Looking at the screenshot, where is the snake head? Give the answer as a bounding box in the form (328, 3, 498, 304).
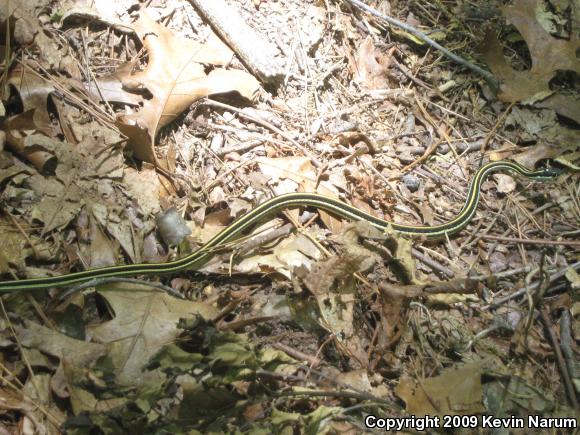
(536, 167, 564, 178)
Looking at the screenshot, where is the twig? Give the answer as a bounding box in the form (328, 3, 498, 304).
(0, 300, 39, 397)
(411, 247, 455, 278)
(237, 213, 313, 256)
(470, 264, 539, 281)
(400, 97, 454, 174)
(539, 307, 578, 408)
(345, 0, 498, 86)
(467, 201, 557, 257)
(275, 389, 383, 402)
(257, 366, 392, 406)
(460, 202, 505, 251)
(559, 311, 577, 404)
(391, 56, 434, 92)
(2, 207, 41, 260)
(219, 316, 274, 331)
(484, 261, 580, 309)
(272, 342, 322, 367)
(58, 276, 185, 301)
(480, 102, 515, 152)
(203, 99, 323, 167)
(188, 0, 284, 86)
(480, 234, 580, 248)
(215, 139, 265, 157)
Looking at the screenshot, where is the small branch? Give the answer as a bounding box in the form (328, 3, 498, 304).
(559, 311, 578, 403)
(345, 0, 498, 86)
(271, 342, 322, 368)
(480, 234, 580, 248)
(58, 277, 185, 301)
(539, 307, 578, 408)
(276, 389, 383, 402)
(219, 316, 274, 331)
(237, 212, 312, 256)
(188, 0, 285, 86)
(215, 139, 264, 157)
(480, 102, 515, 152)
(470, 264, 538, 281)
(256, 367, 391, 405)
(484, 261, 580, 309)
(411, 248, 455, 278)
(204, 99, 323, 167)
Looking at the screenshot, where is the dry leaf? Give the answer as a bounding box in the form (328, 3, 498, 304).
(90, 202, 141, 263)
(122, 166, 162, 217)
(425, 293, 480, 305)
(298, 223, 385, 366)
(88, 285, 218, 385)
(9, 8, 80, 76)
(114, 12, 260, 163)
(2, 111, 57, 173)
(481, 0, 580, 123)
(0, 220, 29, 274)
(235, 233, 322, 278)
(16, 320, 107, 367)
(86, 215, 118, 269)
(354, 36, 394, 89)
(493, 173, 516, 194)
(56, 0, 134, 34)
(8, 66, 56, 134)
(86, 62, 143, 106)
(565, 268, 580, 291)
(395, 361, 486, 416)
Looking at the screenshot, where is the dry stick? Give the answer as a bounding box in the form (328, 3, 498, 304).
(295, 364, 393, 405)
(216, 139, 265, 157)
(219, 316, 274, 331)
(0, 300, 64, 431)
(256, 370, 391, 410)
(0, 364, 62, 429)
(204, 121, 282, 144)
(400, 130, 445, 174)
(236, 214, 313, 256)
(346, 0, 498, 86)
(485, 260, 580, 309)
(2, 207, 41, 260)
(539, 306, 578, 408)
(0, 8, 13, 100)
(467, 202, 556, 253)
(417, 96, 466, 178)
(470, 263, 543, 281)
(391, 56, 434, 92)
(0, 299, 39, 390)
(272, 342, 322, 368)
(480, 102, 516, 153)
(276, 389, 385, 402)
(184, 130, 251, 194)
(59, 277, 185, 302)
(203, 99, 323, 167)
(400, 96, 450, 174)
(460, 202, 506, 252)
(411, 247, 455, 278)
(79, 28, 115, 118)
(480, 234, 580, 248)
(23, 60, 113, 125)
(559, 311, 577, 403)
(188, 0, 284, 87)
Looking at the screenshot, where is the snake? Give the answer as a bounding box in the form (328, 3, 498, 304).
(0, 161, 561, 292)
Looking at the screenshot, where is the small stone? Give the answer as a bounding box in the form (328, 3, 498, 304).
(402, 174, 420, 192)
